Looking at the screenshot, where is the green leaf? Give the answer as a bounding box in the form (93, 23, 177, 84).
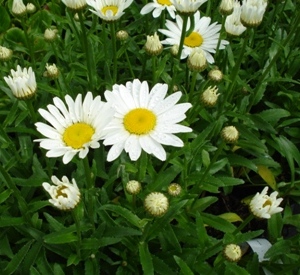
(201, 213, 236, 233)
(173, 255, 194, 275)
(225, 262, 250, 275)
(147, 200, 188, 240)
(3, 240, 34, 275)
(81, 237, 122, 250)
(259, 109, 290, 125)
(139, 242, 154, 275)
(257, 165, 277, 190)
(0, 217, 24, 227)
(268, 213, 283, 241)
(99, 204, 142, 228)
(44, 232, 78, 244)
(190, 196, 218, 212)
(103, 226, 142, 237)
(148, 165, 182, 192)
(0, 6, 11, 33)
(283, 214, 300, 228)
(21, 241, 43, 273)
(0, 189, 13, 204)
(227, 154, 258, 172)
(152, 255, 176, 275)
(250, 114, 276, 134)
(264, 239, 291, 259)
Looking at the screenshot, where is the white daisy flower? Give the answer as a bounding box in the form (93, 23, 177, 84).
(225, 0, 247, 36)
(35, 92, 114, 164)
(159, 11, 229, 63)
(250, 187, 283, 219)
(141, 0, 176, 19)
(43, 175, 80, 210)
(61, 0, 87, 11)
(103, 79, 192, 162)
(171, 0, 207, 15)
(4, 65, 37, 99)
(86, 0, 133, 22)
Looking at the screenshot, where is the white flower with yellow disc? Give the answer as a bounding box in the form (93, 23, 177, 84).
(35, 92, 114, 164)
(141, 0, 176, 19)
(159, 11, 229, 63)
(103, 79, 192, 161)
(86, 0, 133, 22)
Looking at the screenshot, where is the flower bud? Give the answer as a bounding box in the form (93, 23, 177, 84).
(201, 86, 219, 107)
(26, 3, 36, 13)
(144, 192, 169, 216)
(168, 183, 182, 197)
(223, 244, 242, 262)
(44, 28, 58, 42)
(0, 46, 13, 61)
(44, 63, 59, 79)
(187, 48, 207, 72)
(221, 126, 239, 143)
(126, 180, 141, 195)
(12, 0, 27, 17)
(144, 32, 163, 56)
(116, 30, 129, 41)
(170, 45, 179, 56)
(219, 0, 234, 16)
(208, 68, 223, 82)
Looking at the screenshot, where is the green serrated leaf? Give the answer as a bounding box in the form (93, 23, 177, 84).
(174, 255, 194, 275)
(99, 204, 142, 228)
(139, 242, 154, 275)
(3, 240, 34, 275)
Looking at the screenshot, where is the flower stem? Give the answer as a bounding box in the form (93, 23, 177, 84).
(218, 32, 249, 117)
(177, 14, 189, 60)
(125, 48, 135, 78)
(152, 55, 157, 84)
(83, 157, 95, 229)
(192, 141, 226, 192)
(110, 22, 118, 83)
(215, 15, 226, 59)
(20, 18, 36, 69)
(189, 71, 198, 102)
(78, 10, 95, 91)
(72, 209, 82, 259)
(25, 98, 37, 123)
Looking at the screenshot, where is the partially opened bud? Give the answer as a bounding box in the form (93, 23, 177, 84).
(201, 86, 219, 107)
(144, 32, 163, 56)
(187, 48, 207, 72)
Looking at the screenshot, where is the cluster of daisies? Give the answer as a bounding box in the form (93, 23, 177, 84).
(3, 0, 281, 219)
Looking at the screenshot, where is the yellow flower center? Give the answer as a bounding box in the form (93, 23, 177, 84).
(56, 186, 68, 198)
(263, 199, 272, 208)
(157, 0, 172, 5)
(123, 108, 157, 135)
(102, 5, 118, 15)
(63, 123, 95, 149)
(184, 32, 203, 47)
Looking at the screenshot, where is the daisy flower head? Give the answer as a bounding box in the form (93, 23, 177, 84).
(249, 187, 283, 219)
(4, 65, 36, 100)
(86, 0, 133, 22)
(159, 11, 229, 63)
(141, 0, 176, 19)
(103, 79, 192, 162)
(35, 92, 114, 164)
(43, 175, 80, 210)
(171, 0, 208, 15)
(225, 0, 247, 36)
(62, 0, 87, 11)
